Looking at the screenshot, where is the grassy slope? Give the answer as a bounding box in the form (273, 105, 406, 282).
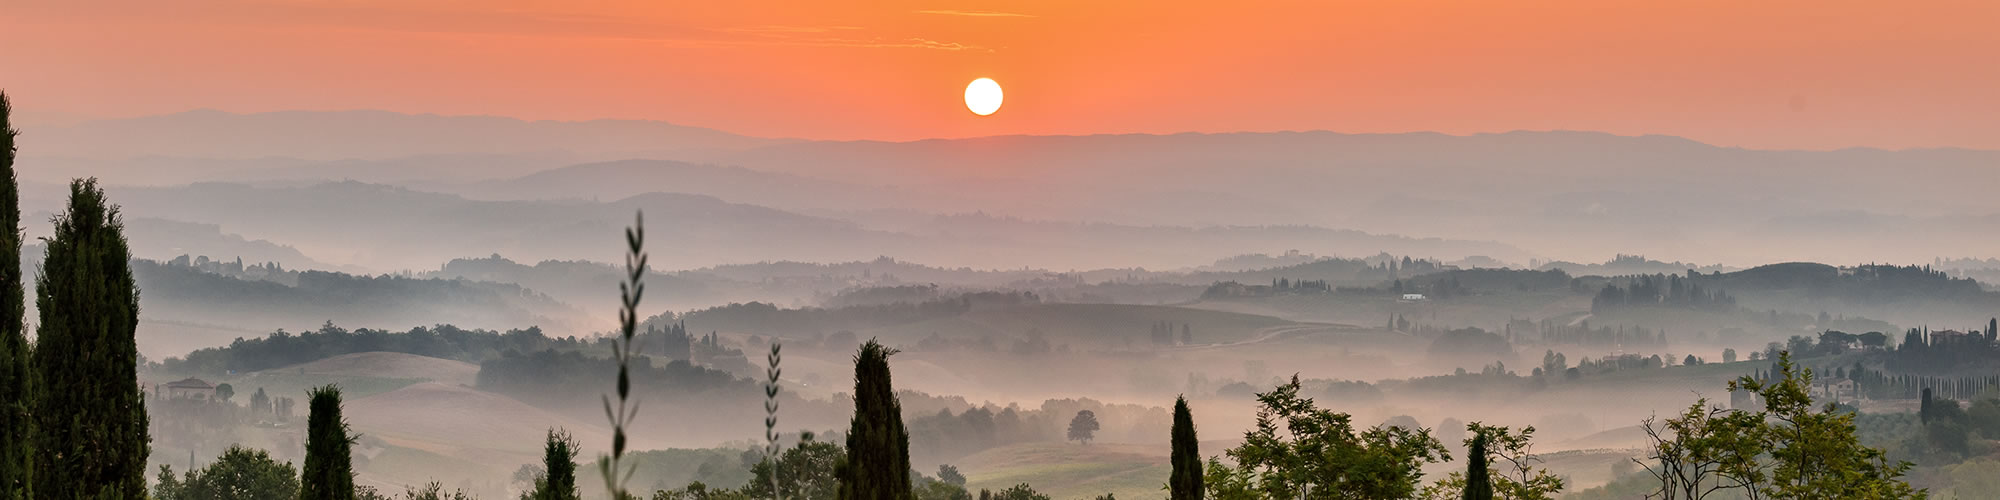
(958, 442, 1169, 500)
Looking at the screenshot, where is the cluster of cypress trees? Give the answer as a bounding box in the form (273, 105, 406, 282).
(0, 91, 155, 499)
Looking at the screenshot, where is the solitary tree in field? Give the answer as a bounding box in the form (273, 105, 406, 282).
(836, 339, 912, 500)
(1068, 410, 1100, 446)
(0, 90, 30, 500)
(1169, 397, 1202, 500)
(32, 178, 146, 498)
(529, 428, 580, 500)
(299, 385, 356, 500)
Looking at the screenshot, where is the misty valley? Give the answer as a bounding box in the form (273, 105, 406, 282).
(0, 107, 1995, 500)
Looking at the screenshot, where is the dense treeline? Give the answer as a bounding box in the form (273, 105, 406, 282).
(1536, 318, 1669, 348)
(159, 322, 582, 375)
(1590, 273, 1736, 314)
(132, 257, 590, 337)
(660, 290, 1039, 337)
(475, 348, 746, 398)
(1705, 263, 1987, 301)
(1886, 321, 2000, 372)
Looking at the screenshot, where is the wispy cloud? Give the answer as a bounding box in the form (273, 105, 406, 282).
(719, 25, 867, 35)
(915, 10, 1035, 18)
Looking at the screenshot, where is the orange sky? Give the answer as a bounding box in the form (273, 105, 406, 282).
(2, 0, 1996, 149)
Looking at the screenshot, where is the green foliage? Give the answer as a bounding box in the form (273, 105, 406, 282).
(914, 479, 971, 500)
(153, 446, 300, 500)
(528, 428, 581, 500)
(937, 465, 965, 488)
(1968, 398, 2000, 439)
(1169, 397, 1202, 500)
(401, 481, 475, 500)
(987, 484, 1049, 500)
(1418, 423, 1562, 500)
(651, 481, 753, 500)
(1210, 375, 1448, 500)
(837, 339, 913, 500)
(1461, 434, 1491, 500)
(1067, 410, 1100, 445)
(162, 322, 575, 376)
(0, 90, 27, 500)
(300, 385, 357, 500)
(476, 348, 744, 405)
(31, 178, 147, 498)
(743, 433, 842, 500)
(1736, 353, 1925, 499)
(1636, 352, 1924, 499)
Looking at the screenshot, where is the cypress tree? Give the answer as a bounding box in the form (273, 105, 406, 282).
(1920, 388, 1933, 425)
(1168, 396, 1202, 500)
(1462, 433, 1493, 500)
(836, 339, 912, 500)
(299, 385, 355, 500)
(0, 91, 28, 500)
(30, 178, 145, 498)
(531, 428, 580, 500)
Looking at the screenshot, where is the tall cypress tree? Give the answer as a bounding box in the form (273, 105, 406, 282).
(31, 178, 145, 498)
(836, 339, 912, 500)
(1462, 433, 1493, 500)
(299, 385, 355, 500)
(1919, 388, 1933, 425)
(531, 428, 580, 500)
(1168, 396, 1202, 500)
(0, 91, 29, 500)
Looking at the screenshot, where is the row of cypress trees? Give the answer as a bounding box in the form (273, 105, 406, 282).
(0, 91, 153, 499)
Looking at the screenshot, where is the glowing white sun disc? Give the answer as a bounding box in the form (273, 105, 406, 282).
(964, 78, 1003, 116)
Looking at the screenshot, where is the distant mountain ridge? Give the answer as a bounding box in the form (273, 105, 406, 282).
(22, 109, 787, 162)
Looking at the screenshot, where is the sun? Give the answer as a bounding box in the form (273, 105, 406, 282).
(964, 78, 1003, 116)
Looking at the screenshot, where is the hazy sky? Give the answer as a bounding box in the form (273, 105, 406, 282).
(3, 0, 1996, 150)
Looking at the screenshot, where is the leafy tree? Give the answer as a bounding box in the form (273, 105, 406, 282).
(914, 480, 970, 500)
(250, 387, 271, 414)
(1732, 353, 1923, 498)
(1421, 423, 1562, 500)
(0, 90, 28, 500)
(987, 484, 1049, 500)
(216, 383, 236, 403)
(743, 432, 841, 500)
(1170, 396, 1202, 500)
(1067, 410, 1101, 446)
(836, 339, 912, 500)
(31, 178, 146, 498)
(652, 481, 752, 500)
(154, 446, 300, 500)
(299, 385, 356, 500)
(1211, 376, 1448, 499)
(402, 481, 475, 500)
(1639, 352, 1922, 499)
(936, 465, 965, 488)
(528, 428, 581, 500)
(1723, 348, 1737, 363)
